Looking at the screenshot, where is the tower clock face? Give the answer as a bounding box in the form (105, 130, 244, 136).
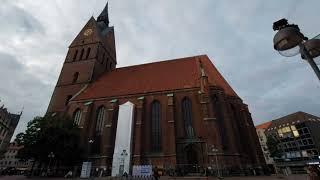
(84, 28, 93, 36)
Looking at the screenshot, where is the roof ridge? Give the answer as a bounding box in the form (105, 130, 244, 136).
(114, 54, 206, 71)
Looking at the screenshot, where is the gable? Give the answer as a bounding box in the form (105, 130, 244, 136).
(69, 17, 103, 47)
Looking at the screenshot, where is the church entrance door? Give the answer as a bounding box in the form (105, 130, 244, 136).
(185, 145, 199, 173)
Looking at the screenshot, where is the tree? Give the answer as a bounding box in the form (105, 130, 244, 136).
(15, 114, 85, 168)
(266, 135, 281, 158)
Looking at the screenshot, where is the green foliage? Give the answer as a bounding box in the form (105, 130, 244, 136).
(15, 115, 84, 165)
(266, 135, 281, 158)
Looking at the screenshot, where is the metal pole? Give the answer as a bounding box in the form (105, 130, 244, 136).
(215, 153, 220, 178)
(299, 44, 320, 81)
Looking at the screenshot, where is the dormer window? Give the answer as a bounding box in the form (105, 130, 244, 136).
(86, 48, 91, 59)
(73, 72, 79, 83)
(79, 49, 84, 60)
(73, 50, 78, 61)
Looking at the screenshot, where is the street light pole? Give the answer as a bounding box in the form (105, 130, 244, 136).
(273, 18, 320, 81)
(299, 44, 320, 81)
(47, 152, 55, 175)
(88, 139, 94, 162)
(211, 145, 222, 179)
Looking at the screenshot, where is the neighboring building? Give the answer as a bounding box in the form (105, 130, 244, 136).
(256, 122, 274, 172)
(258, 111, 320, 174)
(0, 142, 31, 170)
(47, 3, 266, 176)
(0, 106, 21, 157)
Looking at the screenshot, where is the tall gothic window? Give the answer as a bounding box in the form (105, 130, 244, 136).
(212, 95, 228, 150)
(85, 48, 91, 59)
(182, 97, 194, 138)
(151, 100, 161, 152)
(79, 49, 84, 60)
(73, 50, 78, 61)
(73, 109, 82, 125)
(95, 106, 105, 134)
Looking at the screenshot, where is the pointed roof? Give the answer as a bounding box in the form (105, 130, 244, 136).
(73, 55, 238, 101)
(97, 2, 109, 26)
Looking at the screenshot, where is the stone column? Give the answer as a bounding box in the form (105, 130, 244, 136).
(166, 93, 176, 167)
(101, 99, 118, 167)
(133, 97, 144, 165)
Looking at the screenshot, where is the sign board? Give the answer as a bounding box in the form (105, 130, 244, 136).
(132, 165, 152, 176)
(80, 161, 92, 178)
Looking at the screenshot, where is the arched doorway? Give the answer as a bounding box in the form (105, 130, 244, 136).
(185, 144, 199, 173)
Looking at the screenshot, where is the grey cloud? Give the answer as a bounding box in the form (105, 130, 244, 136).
(0, 51, 52, 139)
(0, 0, 320, 140)
(0, 1, 45, 36)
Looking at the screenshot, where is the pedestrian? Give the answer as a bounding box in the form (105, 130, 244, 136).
(307, 165, 318, 180)
(153, 166, 160, 180)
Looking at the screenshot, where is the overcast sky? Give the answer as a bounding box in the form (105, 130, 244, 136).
(1, 0, 320, 139)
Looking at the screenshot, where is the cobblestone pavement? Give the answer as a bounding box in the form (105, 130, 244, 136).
(0, 175, 310, 180)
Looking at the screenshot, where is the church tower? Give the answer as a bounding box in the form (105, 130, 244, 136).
(47, 3, 116, 113)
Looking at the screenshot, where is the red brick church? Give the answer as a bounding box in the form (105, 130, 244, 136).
(47, 3, 265, 176)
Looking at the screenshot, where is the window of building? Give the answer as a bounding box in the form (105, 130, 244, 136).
(73, 109, 82, 125)
(72, 72, 79, 83)
(151, 100, 161, 152)
(303, 128, 309, 134)
(73, 50, 78, 61)
(307, 139, 314, 145)
(182, 97, 194, 138)
(95, 106, 105, 134)
(85, 48, 91, 59)
(79, 49, 84, 60)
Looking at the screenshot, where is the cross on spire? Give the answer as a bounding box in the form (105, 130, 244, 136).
(97, 2, 109, 26)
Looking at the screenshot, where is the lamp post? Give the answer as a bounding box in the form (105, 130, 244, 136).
(273, 18, 320, 81)
(47, 152, 55, 175)
(211, 145, 222, 179)
(88, 139, 94, 161)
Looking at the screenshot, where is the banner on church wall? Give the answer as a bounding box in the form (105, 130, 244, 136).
(111, 101, 135, 177)
(132, 165, 152, 176)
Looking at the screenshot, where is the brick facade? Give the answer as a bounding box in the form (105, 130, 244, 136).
(47, 3, 266, 175)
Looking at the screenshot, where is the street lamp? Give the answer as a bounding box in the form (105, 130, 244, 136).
(273, 18, 320, 80)
(88, 139, 94, 161)
(210, 145, 222, 179)
(47, 152, 55, 175)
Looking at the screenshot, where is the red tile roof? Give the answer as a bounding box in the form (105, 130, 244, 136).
(255, 121, 272, 129)
(74, 55, 238, 100)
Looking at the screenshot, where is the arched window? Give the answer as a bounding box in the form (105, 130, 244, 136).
(212, 95, 228, 150)
(151, 100, 161, 152)
(73, 50, 78, 61)
(79, 49, 84, 60)
(95, 106, 105, 134)
(73, 109, 82, 125)
(72, 72, 79, 83)
(85, 48, 91, 59)
(182, 97, 194, 138)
